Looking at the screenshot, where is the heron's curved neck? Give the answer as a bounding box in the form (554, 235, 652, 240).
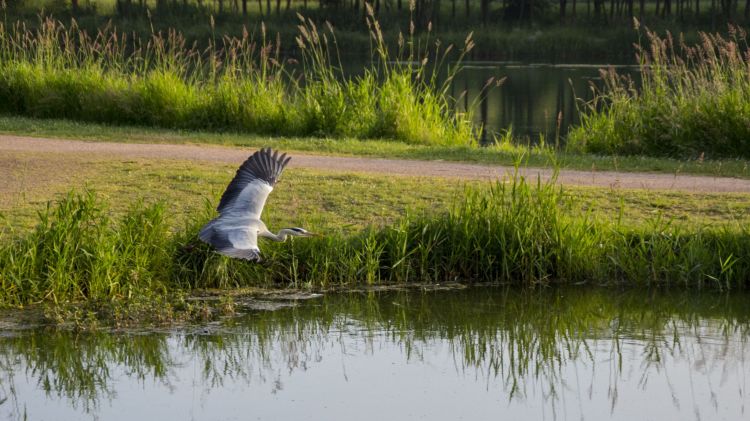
(263, 228, 296, 242)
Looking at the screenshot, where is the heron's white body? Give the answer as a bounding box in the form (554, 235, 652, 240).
(198, 148, 313, 261)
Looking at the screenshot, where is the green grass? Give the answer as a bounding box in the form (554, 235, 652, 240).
(3, 151, 749, 232)
(2, 115, 750, 179)
(568, 26, 750, 160)
(2, 157, 749, 306)
(0, 13, 475, 146)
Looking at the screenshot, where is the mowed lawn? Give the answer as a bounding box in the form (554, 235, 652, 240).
(2, 149, 750, 236)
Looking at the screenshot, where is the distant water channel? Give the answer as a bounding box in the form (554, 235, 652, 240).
(343, 59, 639, 141)
(1, 287, 748, 420)
(450, 62, 639, 141)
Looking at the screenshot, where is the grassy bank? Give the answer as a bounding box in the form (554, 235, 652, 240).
(4, 151, 749, 232)
(0, 13, 475, 146)
(568, 26, 750, 160)
(1, 165, 748, 307)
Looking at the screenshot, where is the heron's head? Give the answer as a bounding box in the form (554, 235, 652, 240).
(286, 227, 321, 238)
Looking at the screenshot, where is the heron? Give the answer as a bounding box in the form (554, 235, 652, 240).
(198, 148, 318, 261)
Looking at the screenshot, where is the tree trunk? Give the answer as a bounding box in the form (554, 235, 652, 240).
(71, 0, 79, 12)
(466, 0, 470, 18)
(242, 0, 248, 15)
(711, 0, 716, 29)
(529, 0, 534, 21)
(434, 0, 441, 28)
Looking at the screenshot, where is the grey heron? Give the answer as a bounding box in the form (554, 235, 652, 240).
(198, 148, 318, 261)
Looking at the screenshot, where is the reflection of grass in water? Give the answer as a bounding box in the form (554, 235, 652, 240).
(1, 167, 750, 305)
(0, 331, 174, 415)
(0, 287, 748, 416)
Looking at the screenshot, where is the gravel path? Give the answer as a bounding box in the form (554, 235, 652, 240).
(3, 134, 750, 193)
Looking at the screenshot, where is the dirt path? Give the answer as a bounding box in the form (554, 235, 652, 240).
(3, 134, 750, 193)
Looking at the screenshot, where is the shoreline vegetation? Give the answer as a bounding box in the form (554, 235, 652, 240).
(569, 23, 750, 160)
(0, 11, 748, 160)
(0, 11, 478, 146)
(1, 170, 748, 326)
(2, 3, 750, 327)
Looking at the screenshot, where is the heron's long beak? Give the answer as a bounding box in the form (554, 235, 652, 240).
(305, 232, 323, 238)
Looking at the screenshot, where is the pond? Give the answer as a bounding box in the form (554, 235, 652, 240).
(0, 286, 747, 420)
(451, 62, 639, 141)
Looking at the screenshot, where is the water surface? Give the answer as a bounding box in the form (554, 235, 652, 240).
(0, 287, 747, 420)
(453, 63, 638, 140)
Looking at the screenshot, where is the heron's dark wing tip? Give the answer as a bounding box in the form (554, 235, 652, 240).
(216, 148, 292, 213)
(243, 147, 292, 186)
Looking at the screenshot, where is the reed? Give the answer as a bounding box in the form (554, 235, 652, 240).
(568, 23, 750, 159)
(0, 191, 174, 305)
(0, 11, 475, 146)
(1, 169, 748, 306)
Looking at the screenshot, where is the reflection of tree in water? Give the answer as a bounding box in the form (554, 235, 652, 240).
(0, 287, 748, 419)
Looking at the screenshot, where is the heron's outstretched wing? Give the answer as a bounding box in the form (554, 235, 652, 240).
(217, 148, 292, 218)
(199, 222, 261, 261)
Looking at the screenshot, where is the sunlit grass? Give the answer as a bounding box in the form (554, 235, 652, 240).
(0, 12, 475, 146)
(568, 24, 750, 159)
(1, 160, 748, 305)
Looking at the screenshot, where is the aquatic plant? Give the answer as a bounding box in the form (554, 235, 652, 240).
(0, 11, 475, 146)
(568, 23, 750, 159)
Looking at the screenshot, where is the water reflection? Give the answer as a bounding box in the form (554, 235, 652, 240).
(451, 63, 639, 141)
(0, 287, 747, 420)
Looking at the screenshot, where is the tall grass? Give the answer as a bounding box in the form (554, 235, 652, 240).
(0, 191, 173, 305)
(0, 10, 475, 146)
(1, 170, 749, 306)
(567, 22, 750, 159)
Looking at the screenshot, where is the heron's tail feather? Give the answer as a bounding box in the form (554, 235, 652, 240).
(198, 219, 217, 244)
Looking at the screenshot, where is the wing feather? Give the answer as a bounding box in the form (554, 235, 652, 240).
(198, 220, 261, 261)
(217, 148, 292, 216)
